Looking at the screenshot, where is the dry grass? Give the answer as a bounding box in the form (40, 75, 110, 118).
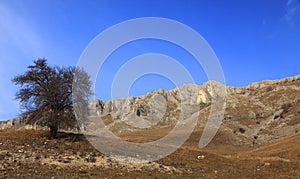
(0, 127, 299, 178)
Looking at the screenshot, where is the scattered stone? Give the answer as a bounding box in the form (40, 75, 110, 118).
(197, 155, 205, 159)
(85, 155, 96, 163)
(63, 158, 72, 163)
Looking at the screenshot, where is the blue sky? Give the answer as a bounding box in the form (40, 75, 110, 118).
(0, 0, 300, 120)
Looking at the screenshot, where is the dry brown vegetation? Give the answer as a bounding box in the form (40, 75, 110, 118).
(0, 127, 299, 178)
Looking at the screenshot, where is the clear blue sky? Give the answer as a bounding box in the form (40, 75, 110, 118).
(1, 0, 300, 120)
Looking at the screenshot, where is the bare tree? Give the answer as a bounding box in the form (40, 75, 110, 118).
(12, 58, 92, 138)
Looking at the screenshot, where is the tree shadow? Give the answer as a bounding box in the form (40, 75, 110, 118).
(54, 131, 98, 142)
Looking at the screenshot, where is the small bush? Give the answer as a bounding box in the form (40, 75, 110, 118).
(265, 86, 273, 92)
(239, 128, 246, 134)
(281, 103, 292, 113)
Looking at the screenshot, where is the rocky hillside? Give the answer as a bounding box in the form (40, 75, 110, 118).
(2, 74, 300, 146)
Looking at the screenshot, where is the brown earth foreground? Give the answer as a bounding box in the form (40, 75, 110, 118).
(0, 127, 299, 178)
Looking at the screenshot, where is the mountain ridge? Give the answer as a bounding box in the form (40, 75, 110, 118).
(1, 74, 300, 147)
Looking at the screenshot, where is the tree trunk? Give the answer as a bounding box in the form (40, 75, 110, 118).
(49, 126, 58, 139)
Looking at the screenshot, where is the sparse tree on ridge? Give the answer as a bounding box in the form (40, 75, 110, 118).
(12, 58, 92, 138)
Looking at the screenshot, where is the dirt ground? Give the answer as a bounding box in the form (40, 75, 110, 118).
(0, 127, 299, 178)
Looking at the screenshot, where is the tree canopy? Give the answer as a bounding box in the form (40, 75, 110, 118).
(12, 58, 92, 138)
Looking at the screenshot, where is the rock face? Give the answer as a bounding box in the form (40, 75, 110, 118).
(0, 115, 49, 131)
(0, 116, 27, 130)
(1, 74, 300, 146)
(86, 81, 226, 133)
(87, 75, 300, 146)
